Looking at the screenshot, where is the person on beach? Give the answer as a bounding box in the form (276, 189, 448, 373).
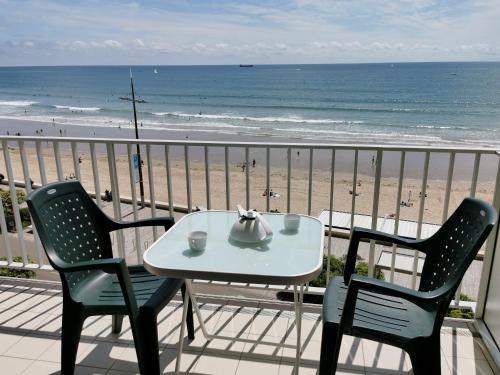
(252, 159, 256, 167)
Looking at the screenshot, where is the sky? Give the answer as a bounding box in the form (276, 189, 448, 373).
(0, 0, 499, 66)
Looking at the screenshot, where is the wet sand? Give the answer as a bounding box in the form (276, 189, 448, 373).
(0, 117, 496, 225)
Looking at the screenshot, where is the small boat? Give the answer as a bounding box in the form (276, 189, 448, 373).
(239, 64, 254, 68)
(119, 96, 147, 103)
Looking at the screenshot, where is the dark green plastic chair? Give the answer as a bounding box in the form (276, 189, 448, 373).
(27, 181, 194, 375)
(319, 197, 496, 375)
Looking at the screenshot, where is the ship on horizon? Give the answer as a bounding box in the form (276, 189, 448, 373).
(239, 64, 254, 67)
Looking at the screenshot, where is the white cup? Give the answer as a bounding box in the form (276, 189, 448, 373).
(188, 231, 207, 251)
(284, 214, 301, 231)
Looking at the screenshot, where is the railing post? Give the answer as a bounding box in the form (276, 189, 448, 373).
(165, 145, 174, 216)
(369, 150, 383, 277)
(184, 145, 192, 213)
(266, 147, 270, 212)
(326, 149, 336, 283)
(350, 150, 359, 230)
(106, 143, 125, 258)
(53, 141, 63, 181)
(287, 147, 291, 213)
(413, 151, 430, 289)
(476, 153, 500, 318)
(307, 148, 313, 216)
(19, 140, 44, 266)
(204, 146, 211, 210)
(35, 141, 48, 185)
(127, 144, 142, 263)
(71, 142, 81, 181)
(2, 140, 28, 265)
(225, 146, 231, 210)
(146, 144, 158, 240)
(0, 190, 13, 263)
(442, 152, 455, 223)
(390, 151, 406, 282)
(245, 146, 250, 209)
(89, 142, 102, 207)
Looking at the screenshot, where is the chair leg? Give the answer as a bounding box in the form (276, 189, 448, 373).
(133, 308, 161, 375)
(181, 283, 195, 340)
(319, 322, 342, 375)
(61, 301, 85, 375)
(408, 337, 441, 375)
(112, 315, 124, 334)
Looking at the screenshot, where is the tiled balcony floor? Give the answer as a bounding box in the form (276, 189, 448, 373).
(0, 277, 497, 375)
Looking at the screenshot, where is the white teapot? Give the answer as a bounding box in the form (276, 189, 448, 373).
(229, 205, 273, 243)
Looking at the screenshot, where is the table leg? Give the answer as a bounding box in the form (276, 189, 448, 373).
(175, 279, 192, 375)
(184, 279, 212, 340)
(293, 284, 304, 375)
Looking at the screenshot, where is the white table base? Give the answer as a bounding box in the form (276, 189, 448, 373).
(175, 280, 305, 375)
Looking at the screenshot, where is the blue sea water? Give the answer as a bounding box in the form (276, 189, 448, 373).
(0, 62, 499, 146)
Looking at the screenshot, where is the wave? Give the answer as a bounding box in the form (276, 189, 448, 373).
(54, 105, 101, 111)
(151, 111, 364, 125)
(274, 126, 443, 142)
(0, 100, 38, 107)
(413, 124, 497, 132)
(1, 113, 498, 148)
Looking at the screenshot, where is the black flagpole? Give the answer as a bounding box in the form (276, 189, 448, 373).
(129, 69, 145, 208)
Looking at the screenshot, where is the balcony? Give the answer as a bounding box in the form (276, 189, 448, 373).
(0, 277, 497, 374)
(1, 135, 500, 374)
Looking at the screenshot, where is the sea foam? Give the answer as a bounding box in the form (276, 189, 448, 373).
(151, 111, 363, 125)
(54, 105, 101, 111)
(0, 100, 38, 106)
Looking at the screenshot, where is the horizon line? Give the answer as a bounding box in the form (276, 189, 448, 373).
(1, 60, 500, 68)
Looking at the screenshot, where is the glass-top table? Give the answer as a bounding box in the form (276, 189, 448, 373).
(143, 210, 323, 284)
(143, 210, 324, 375)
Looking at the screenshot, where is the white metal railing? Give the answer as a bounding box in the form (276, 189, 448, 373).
(1, 136, 499, 309)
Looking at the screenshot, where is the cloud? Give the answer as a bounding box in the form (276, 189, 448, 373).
(311, 40, 498, 56)
(132, 38, 144, 48)
(103, 40, 122, 48)
(0, 0, 498, 65)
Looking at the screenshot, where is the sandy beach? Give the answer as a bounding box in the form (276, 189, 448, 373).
(0, 112, 496, 300)
(0, 118, 496, 226)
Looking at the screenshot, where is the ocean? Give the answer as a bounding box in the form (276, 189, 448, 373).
(0, 62, 499, 147)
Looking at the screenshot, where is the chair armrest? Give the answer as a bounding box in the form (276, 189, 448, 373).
(349, 274, 440, 302)
(339, 274, 441, 331)
(57, 258, 125, 273)
(59, 257, 140, 315)
(344, 227, 424, 284)
(110, 216, 175, 231)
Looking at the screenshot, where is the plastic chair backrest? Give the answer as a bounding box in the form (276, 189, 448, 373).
(419, 197, 496, 294)
(28, 181, 114, 291)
